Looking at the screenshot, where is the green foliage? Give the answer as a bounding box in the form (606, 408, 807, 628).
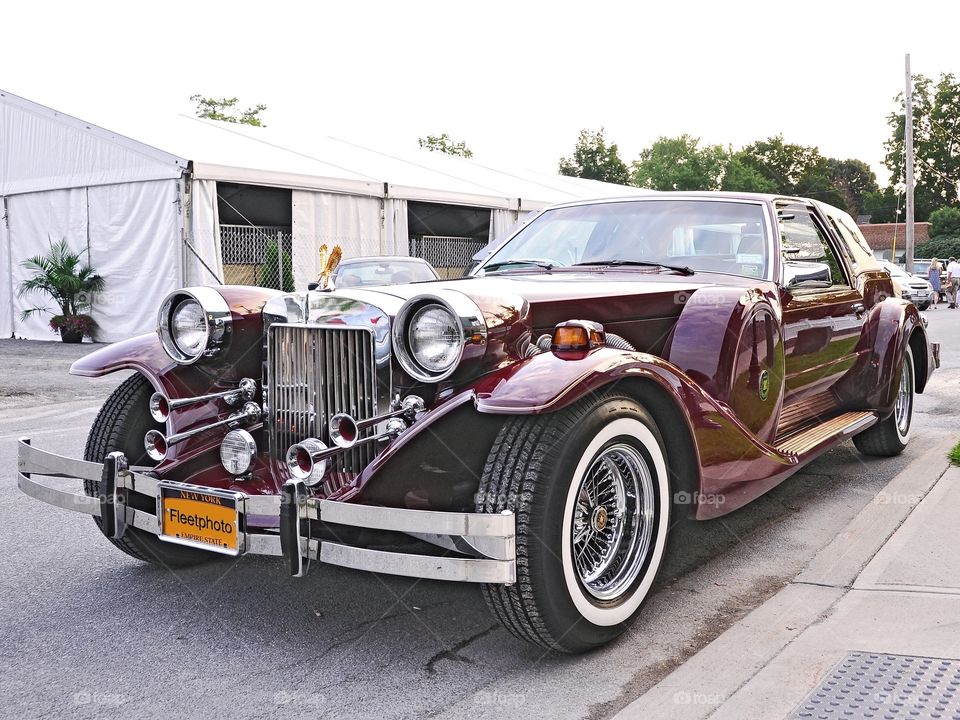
(950, 441, 960, 466)
(631, 135, 728, 190)
(261, 240, 295, 292)
(418, 133, 473, 158)
(883, 73, 960, 220)
(929, 206, 960, 238)
(558, 127, 630, 185)
(735, 135, 844, 207)
(17, 238, 105, 322)
(721, 152, 778, 193)
(862, 188, 901, 223)
(190, 94, 267, 126)
(827, 158, 879, 216)
(914, 236, 960, 259)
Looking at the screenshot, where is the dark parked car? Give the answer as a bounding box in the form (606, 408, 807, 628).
(17, 193, 938, 653)
(309, 255, 439, 290)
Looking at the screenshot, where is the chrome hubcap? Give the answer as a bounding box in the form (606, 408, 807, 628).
(571, 443, 655, 601)
(895, 354, 913, 435)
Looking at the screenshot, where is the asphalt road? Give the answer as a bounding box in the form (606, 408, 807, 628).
(1, 307, 958, 720)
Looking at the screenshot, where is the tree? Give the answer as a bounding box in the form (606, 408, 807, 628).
(827, 158, 879, 216)
(929, 206, 960, 238)
(883, 72, 960, 220)
(721, 152, 778, 193)
(862, 187, 901, 224)
(631, 135, 728, 190)
(735, 135, 844, 207)
(558, 127, 630, 185)
(260, 240, 294, 292)
(418, 133, 473, 158)
(190, 95, 267, 126)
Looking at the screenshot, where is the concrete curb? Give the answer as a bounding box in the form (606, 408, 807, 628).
(614, 437, 956, 720)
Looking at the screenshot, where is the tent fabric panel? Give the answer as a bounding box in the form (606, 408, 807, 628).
(85, 180, 182, 342)
(489, 208, 521, 245)
(0, 90, 186, 196)
(383, 199, 409, 256)
(190, 162, 384, 199)
(187, 179, 224, 285)
(291, 190, 383, 289)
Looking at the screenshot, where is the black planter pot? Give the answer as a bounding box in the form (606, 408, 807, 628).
(59, 327, 84, 344)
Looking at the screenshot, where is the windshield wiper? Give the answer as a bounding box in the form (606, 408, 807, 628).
(481, 258, 557, 273)
(573, 259, 695, 275)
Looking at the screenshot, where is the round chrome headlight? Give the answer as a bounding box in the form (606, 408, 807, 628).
(392, 291, 486, 382)
(157, 287, 232, 364)
(408, 304, 462, 373)
(220, 429, 257, 476)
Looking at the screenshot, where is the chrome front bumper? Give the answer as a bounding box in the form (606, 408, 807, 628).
(16, 438, 515, 584)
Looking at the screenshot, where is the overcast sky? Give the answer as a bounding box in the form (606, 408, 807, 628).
(3, 0, 957, 187)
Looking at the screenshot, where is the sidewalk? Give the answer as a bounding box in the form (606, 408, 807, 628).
(615, 437, 960, 720)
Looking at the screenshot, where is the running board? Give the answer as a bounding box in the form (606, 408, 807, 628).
(775, 411, 876, 456)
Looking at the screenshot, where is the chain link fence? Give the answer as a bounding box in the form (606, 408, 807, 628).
(215, 227, 486, 290)
(220, 225, 294, 290)
(409, 235, 485, 279)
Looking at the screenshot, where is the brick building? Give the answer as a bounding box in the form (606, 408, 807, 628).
(856, 222, 931, 260)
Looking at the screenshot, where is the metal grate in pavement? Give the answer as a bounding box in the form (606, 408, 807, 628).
(787, 651, 960, 719)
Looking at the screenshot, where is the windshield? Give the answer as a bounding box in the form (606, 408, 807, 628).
(882, 262, 909, 278)
(478, 199, 770, 278)
(335, 260, 436, 287)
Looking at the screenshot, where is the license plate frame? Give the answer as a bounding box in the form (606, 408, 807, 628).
(157, 481, 244, 556)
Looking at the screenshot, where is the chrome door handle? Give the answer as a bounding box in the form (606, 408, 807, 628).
(852, 302, 865, 317)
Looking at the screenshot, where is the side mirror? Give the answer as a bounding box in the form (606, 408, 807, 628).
(784, 261, 832, 288)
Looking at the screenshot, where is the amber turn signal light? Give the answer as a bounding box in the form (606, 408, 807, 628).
(551, 320, 606, 352)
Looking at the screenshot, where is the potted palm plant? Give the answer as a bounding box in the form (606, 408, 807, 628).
(18, 239, 105, 343)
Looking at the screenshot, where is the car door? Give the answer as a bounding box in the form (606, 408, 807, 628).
(778, 202, 865, 408)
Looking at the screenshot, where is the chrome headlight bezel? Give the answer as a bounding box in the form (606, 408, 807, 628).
(392, 291, 486, 383)
(157, 287, 232, 364)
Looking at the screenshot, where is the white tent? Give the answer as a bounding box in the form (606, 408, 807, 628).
(1, 89, 641, 341)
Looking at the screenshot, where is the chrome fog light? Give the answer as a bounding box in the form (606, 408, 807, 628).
(220, 429, 257, 475)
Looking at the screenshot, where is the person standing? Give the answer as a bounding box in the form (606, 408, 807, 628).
(928, 258, 942, 308)
(947, 257, 960, 309)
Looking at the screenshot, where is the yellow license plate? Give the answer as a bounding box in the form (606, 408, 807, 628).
(159, 483, 241, 555)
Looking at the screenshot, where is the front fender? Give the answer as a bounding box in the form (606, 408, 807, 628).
(470, 348, 802, 518)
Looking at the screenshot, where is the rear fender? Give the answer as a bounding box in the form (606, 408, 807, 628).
(833, 298, 927, 414)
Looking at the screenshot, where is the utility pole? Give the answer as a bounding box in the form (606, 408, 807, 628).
(904, 53, 915, 273)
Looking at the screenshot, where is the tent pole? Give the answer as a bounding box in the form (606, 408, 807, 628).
(2, 196, 13, 337)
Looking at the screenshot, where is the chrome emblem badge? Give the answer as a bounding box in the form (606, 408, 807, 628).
(759, 370, 770, 401)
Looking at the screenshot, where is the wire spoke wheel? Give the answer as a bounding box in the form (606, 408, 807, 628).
(895, 350, 914, 436)
(570, 443, 654, 601)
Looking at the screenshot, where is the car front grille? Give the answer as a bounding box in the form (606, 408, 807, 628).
(267, 324, 379, 481)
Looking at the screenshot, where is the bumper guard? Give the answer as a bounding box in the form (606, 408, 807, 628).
(16, 438, 515, 584)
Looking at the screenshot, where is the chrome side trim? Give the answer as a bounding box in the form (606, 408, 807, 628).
(320, 543, 516, 584)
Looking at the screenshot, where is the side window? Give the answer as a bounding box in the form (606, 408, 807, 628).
(779, 206, 849, 290)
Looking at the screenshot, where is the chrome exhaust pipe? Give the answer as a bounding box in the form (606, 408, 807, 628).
(149, 378, 257, 422)
(328, 395, 425, 449)
(144, 401, 262, 461)
(287, 417, 409, 484)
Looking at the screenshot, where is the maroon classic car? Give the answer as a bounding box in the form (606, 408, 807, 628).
(17, 193, 938, 653)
